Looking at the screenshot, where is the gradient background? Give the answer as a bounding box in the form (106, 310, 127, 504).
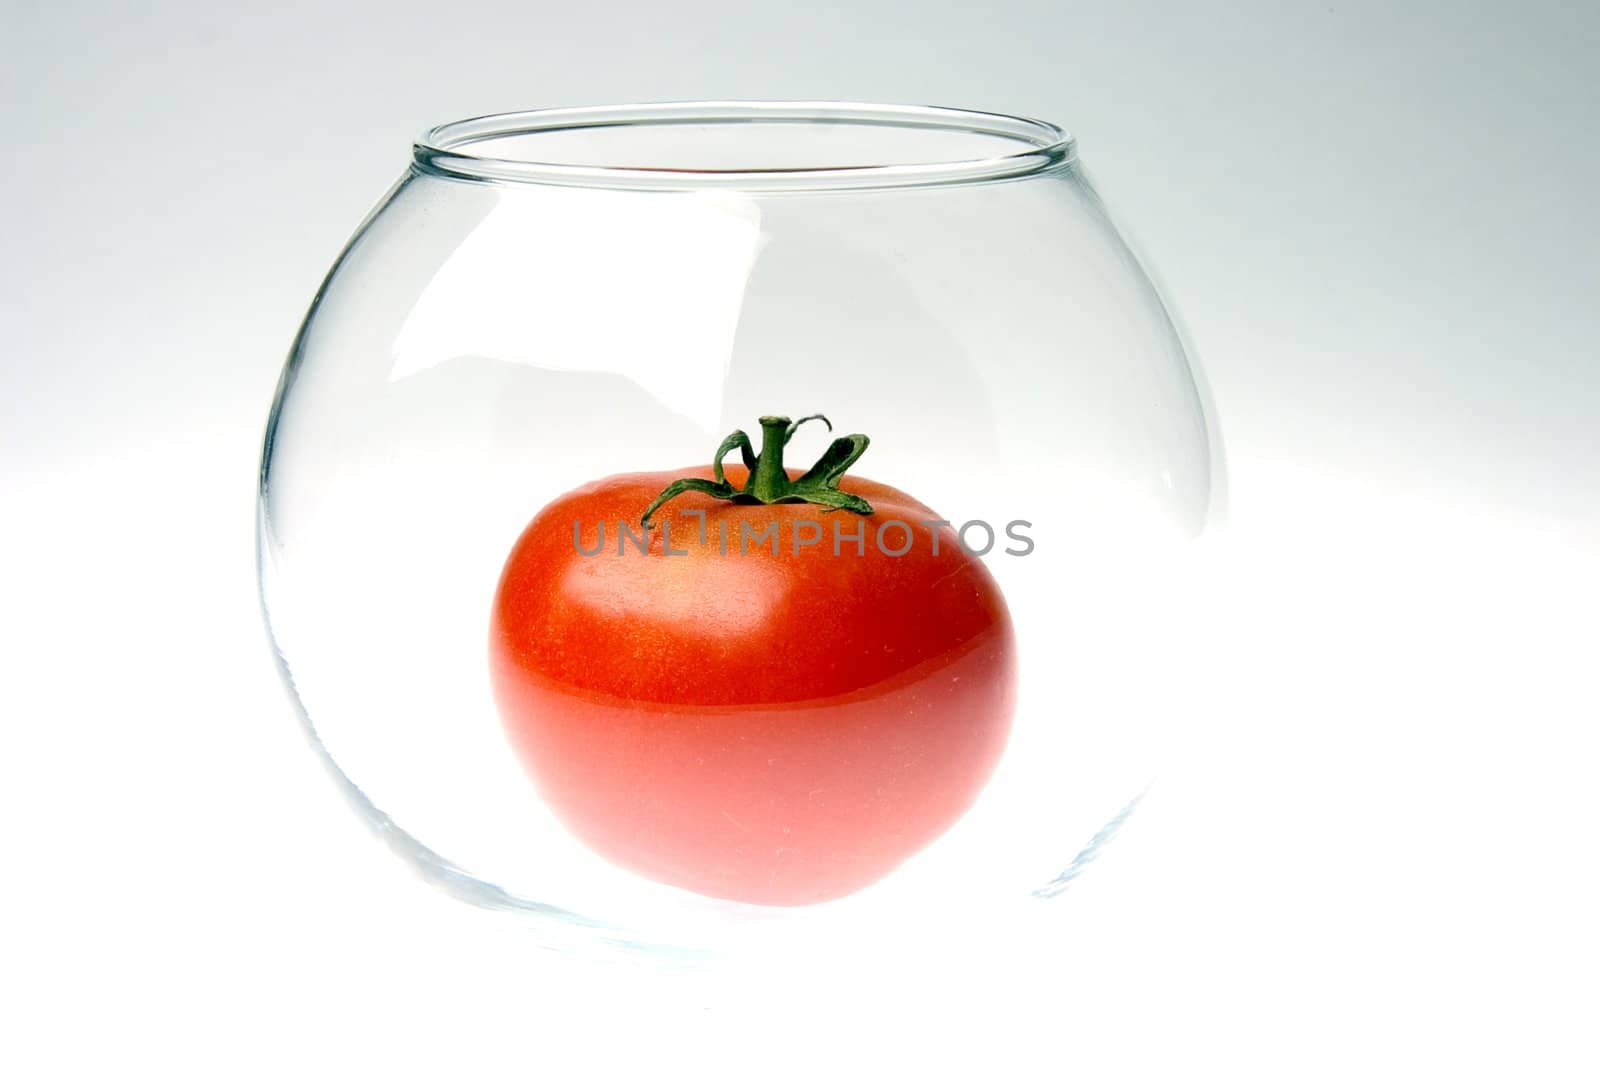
(5, 2, 1596, 1063)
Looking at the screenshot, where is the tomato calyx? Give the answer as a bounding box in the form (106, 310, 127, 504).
(641, 414, 875, 528)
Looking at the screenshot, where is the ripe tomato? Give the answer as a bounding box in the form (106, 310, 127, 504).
(490, 416, 1015, 905)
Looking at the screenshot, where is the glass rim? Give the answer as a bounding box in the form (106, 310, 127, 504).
(413, 101, 1076, 192)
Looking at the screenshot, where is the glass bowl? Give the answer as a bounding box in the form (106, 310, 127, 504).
(258, 101, 1223, 960)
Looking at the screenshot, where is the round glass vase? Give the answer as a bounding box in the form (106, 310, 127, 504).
(258, 102, 1223, 960)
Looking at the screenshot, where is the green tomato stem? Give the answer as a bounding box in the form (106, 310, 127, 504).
(641, 414, 875, 528)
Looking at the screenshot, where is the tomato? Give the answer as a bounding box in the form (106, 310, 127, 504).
(490, 416, 1015, 905)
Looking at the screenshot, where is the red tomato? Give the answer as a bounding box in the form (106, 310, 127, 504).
(489, 417, 1015, 905)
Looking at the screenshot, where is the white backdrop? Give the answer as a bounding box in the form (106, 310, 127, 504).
(4, 1, 1597, 1062)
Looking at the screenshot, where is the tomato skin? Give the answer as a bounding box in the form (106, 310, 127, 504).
(490, 465, 1016, 906)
